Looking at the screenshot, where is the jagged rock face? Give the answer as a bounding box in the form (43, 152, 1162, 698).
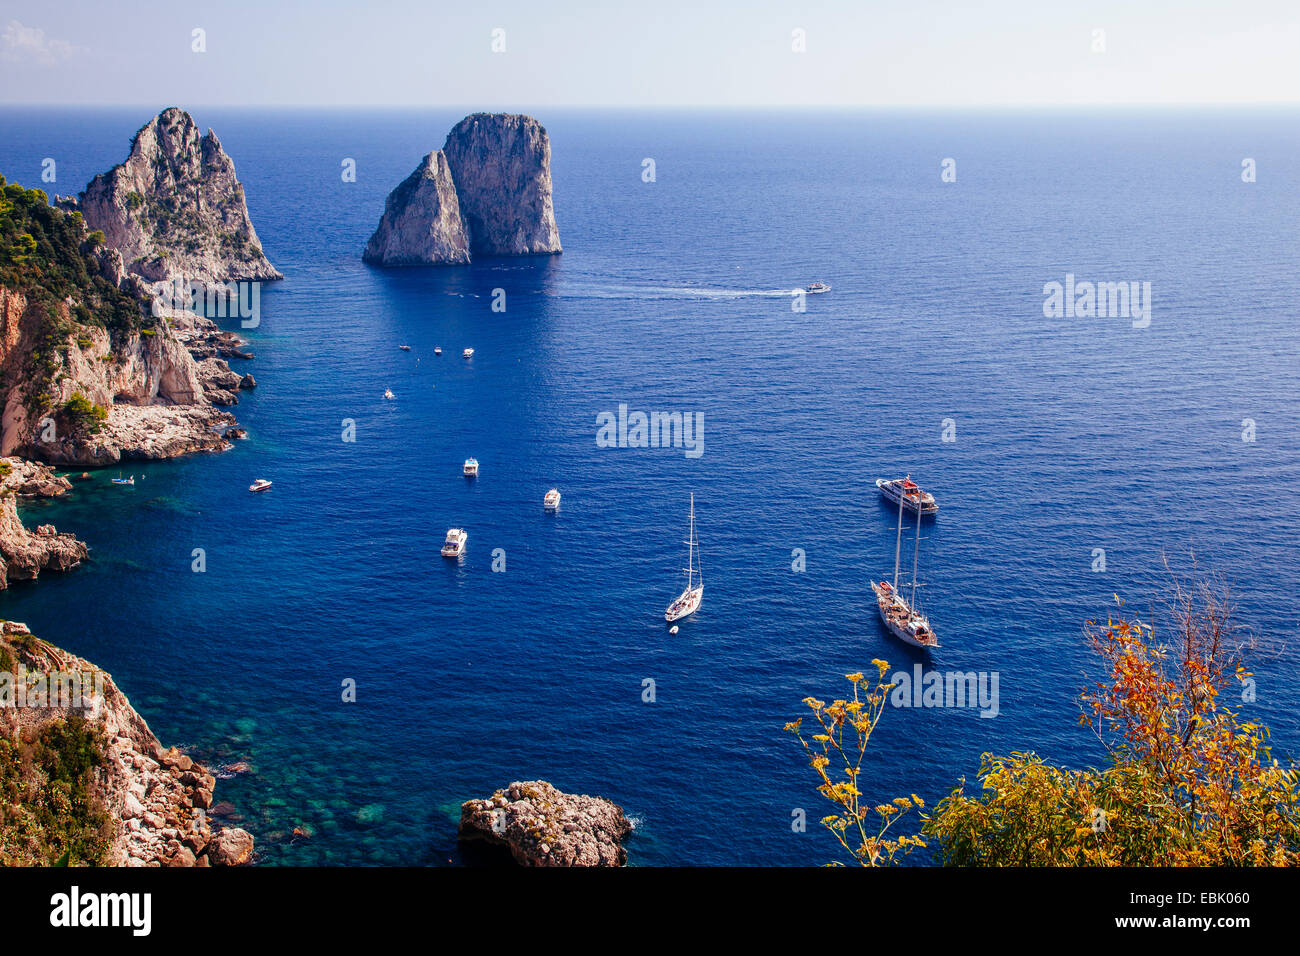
(443, 114, 562, 256)
(0, 458, 88, 589)
(81, 107, 282, 286)
(363, 150, 470, 266)
(458, 780, 631, 866)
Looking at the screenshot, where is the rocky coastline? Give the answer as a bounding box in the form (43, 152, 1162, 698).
(0, 621, 254, 866)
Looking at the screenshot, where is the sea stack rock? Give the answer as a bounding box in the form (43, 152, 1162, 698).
(458, 780, 632, 866)
(80, 107, 282, 286)
(362, 151, 470, 266)
(443, 113, 561, 256)
(364, 113, 560, 266)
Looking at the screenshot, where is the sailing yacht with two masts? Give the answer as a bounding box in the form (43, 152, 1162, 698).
(871, 475, 938, 648)
(666, 494, 703, 623)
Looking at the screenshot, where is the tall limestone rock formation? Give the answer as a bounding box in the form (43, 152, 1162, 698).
(364, 113, 561, 266)
(80, 107, 282, 286)
(362, 150, 470, 266)
(443, 113, 562, 256)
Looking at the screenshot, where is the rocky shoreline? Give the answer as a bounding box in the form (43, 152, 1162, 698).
(458, 780, 632, 866)
(0, 621, 254, 866)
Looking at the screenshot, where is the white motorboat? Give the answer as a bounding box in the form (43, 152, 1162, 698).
(876, 475, 938, 516)
(463, 458, 479, 477)
(249, 479, 272, 493)
(805, 281, 831, 294)
(462, 348, 474, 358)
(434, 347, 442, 355)
(544, 488, 561, 510)
(111, 474, 135, 486)
(441, 528, 468, 557)
(383, 389, 395, 400)
(665, 494, 703, 623)
(871, 481, 938, 648)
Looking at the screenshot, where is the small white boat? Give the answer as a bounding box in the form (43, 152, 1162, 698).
(876, 475, 938, 515)
(111, 474, 134, 486)
(434, 347, 442, 355)
(383, 389, 395, 400)
(805, 281, 831, 294)
(665, 494, 703, 623)
(249, 479, 272, 493)
(462, 348, 474, 358)
(669, 625, 679, 635)
(399, 345, 411, 351)
(544, 488, 561, 510)
(441, 528, 467, 557)
(463, 458, 479, 477)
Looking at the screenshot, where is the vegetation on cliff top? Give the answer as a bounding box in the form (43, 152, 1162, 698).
(0, 174, 148, 337)
(790, 575, 1300, 866)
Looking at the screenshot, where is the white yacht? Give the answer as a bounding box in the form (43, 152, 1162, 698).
(544, 488, 561, 510)
(805, 281, 831, 294)
(665, 494, 703, 623)
(462, 348, 474, 358)
(463, 458, 479, 477)
(434, 346, 442, 355)
(876, 475, 938, 516)
(383, 388, 395, 400)
(871, 484, 938, 648)
(441, 528, 468, 557)
(249, 479, 272, 493)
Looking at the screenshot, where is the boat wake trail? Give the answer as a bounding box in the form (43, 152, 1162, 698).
(550, 283, 797, 301)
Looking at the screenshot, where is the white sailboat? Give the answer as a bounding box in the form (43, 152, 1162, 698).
(870, 480, 938, 648)
(665, 494, 703, 623)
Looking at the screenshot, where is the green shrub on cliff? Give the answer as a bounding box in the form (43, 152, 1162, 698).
(60, 392, 109, 435)
(0, 714, 115, 866)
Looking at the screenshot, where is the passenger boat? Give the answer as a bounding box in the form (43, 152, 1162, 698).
(462, 348, 474, 358)
(875, 475, 938, 515)
(463, 458, 479, 477)
(544, 488, 561, 510)
(665, 494, 703, 623)
(441, 528, 467, 557)
(249, 479, 272, 493)
(805, 281, 831, 294)
(870, 483, 938, 648)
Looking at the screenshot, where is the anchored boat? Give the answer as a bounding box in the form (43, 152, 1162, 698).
(665, 494, 703, 623)
(544, 488, 561, 510)
(441, 528, 467, 557)
(463, 458, 479, 478)
(876, 475, 938, 516)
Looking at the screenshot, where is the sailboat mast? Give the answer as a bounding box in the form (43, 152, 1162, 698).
(892, 478, 905, 590)
(910, 499, 921, 610)
(688, 494, 696, 589)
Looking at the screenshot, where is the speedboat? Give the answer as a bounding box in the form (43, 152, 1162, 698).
(462, 348, 474, 359)
(383, 389, 395, 400)
(544, 488, 561, 510)
(111, 474, 134, 486)
(441, 528, 468, 557)
(463, 458, 479, 477)
(805, 281, 831, 294)
(665, 494, 703, 623)
(399, 345, 411, 351)
(434, 347, 442, 355)
(249, 479, 272, 493)
(876, 476, 938, 515)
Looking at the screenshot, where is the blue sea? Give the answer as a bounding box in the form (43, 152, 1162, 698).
(1, 107, 1299, 865)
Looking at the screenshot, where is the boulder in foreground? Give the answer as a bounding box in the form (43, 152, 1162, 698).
(458, 780, 631, 866)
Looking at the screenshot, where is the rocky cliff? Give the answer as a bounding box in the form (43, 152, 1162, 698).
(0, 457, 87, 590)
(444, 113, 562, 256)
(458, 780, 632, 866)
(364, 113, 561, 266)
(0, 621, 254, 866)
(362, 150, 470, 266)
(79, 108, 281, 287)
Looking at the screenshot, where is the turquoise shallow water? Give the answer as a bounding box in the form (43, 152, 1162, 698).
(1, 107, 1299, 864)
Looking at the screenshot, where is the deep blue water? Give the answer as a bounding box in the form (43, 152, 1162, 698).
(1, 107, 1299, 865)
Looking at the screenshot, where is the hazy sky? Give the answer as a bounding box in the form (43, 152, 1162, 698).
(2, 0, 1298, 108)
